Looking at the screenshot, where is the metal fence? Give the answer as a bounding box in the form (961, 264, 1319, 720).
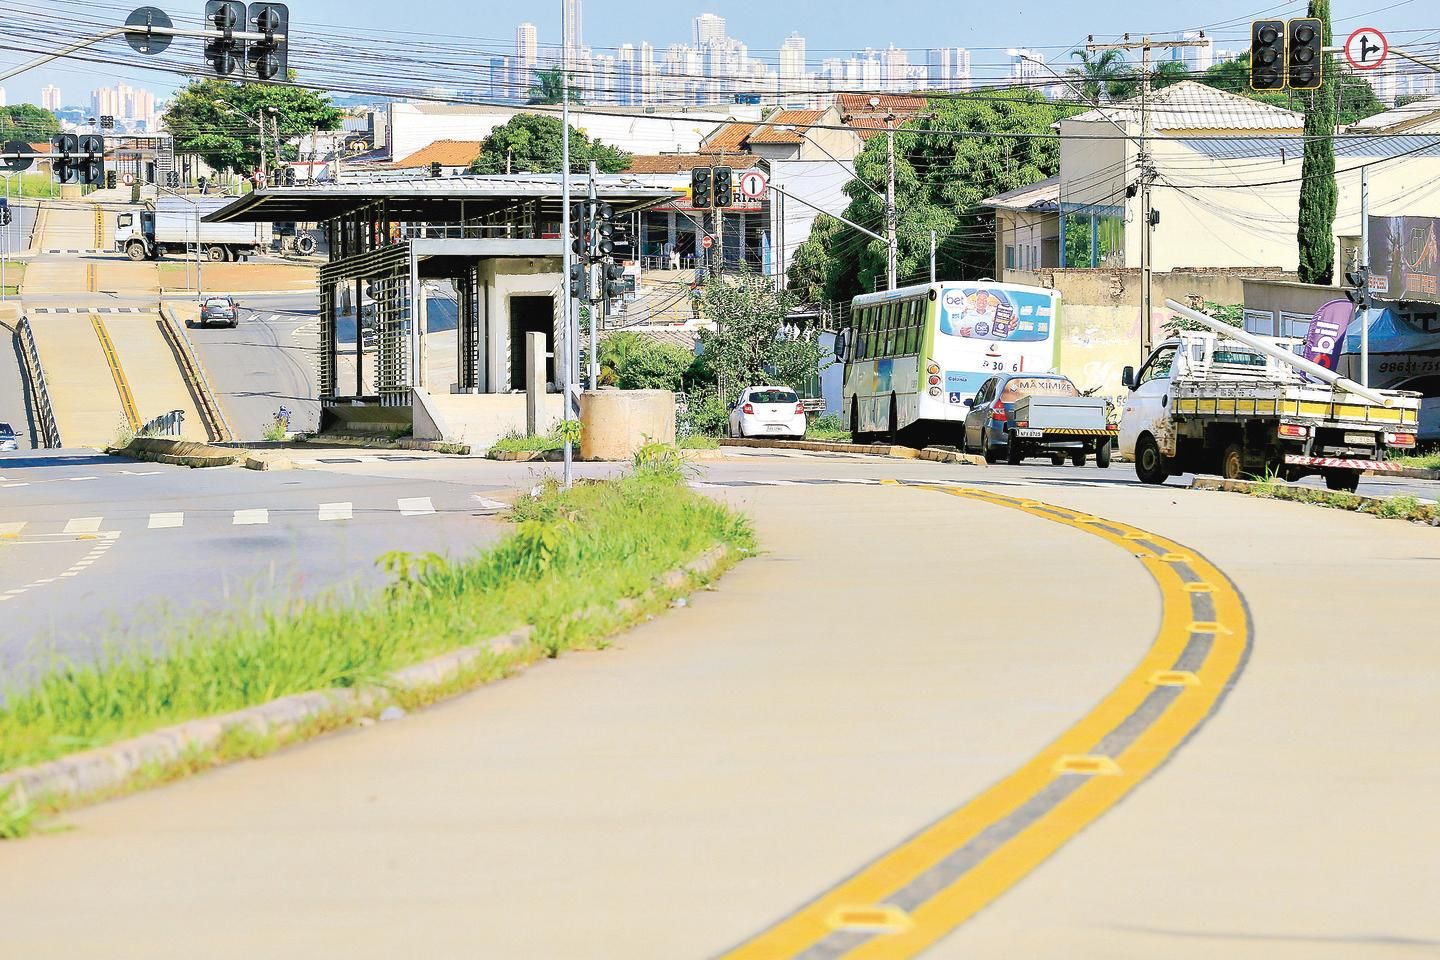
(17, 316, 61, 448)
(138, 409, 185, 438)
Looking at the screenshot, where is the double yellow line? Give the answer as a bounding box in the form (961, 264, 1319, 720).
(93, 204, 104, 249)
(91, 313, 140, 432)
(720, 485, 1250, 959)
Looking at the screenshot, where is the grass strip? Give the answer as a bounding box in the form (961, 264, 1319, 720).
(0, 451, 754, 779)
(1228, 475, 1439, 525)
(1394, 451, 1440, 471)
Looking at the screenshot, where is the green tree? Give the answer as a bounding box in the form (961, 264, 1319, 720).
(597, 332, 695, 390)
(469, 113, 630, 174)
(1150, 59, 1190, 91)
(698, 271, 820, 404)
(786, 214, 845, 304)
(1199, 52, 1382, 126)
(161, 78, 342, 175)
(1067, 49, 1134, 103)
(1298, 0, 1337, 285)
(0, 104, 60, 142)
(528, 67, 582, 105)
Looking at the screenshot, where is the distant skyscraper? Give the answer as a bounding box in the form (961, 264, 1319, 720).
(41, 84, 62, 111)
(883, 45, 909, 92)
(693, 13, 726, 45)
(1172, 32, 1213, 74)
(516, 23, 537, 70)
(779, 33, 806, 84)
(563, 0, 583, 61)
(1008, 48, 1046, 88)
(926, 48, 972, 91)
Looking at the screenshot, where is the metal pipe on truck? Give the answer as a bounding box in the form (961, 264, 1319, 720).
(1162, 299, 1392, 407)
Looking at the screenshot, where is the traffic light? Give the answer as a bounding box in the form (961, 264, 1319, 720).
(51, 134, 78, 185)
(429, 161, 442, 178)
(106, 170, 117, 190)
(203, 1, 244, 76)
(603, 262, 627, 301)
(246, 2, 288, 81)
(283, 166, 296, 186)
(713, 166, 733, 208)
(76, 135, 104, 185)
(0, 205, 10, 228)
(593, 202, 614, 260)
(569, 262, 589, 303)
(1249, 19, 1286, 91)
(1288, 17, 1324, 91)
(166, 170, 181, 188)
(690, 166, 712, 209)
(1345, 267, 1370, 307)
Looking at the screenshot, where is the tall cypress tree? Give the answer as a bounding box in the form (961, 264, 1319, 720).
(1297, 0, 1337, 285)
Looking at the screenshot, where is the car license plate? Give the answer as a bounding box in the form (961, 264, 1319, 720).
(766, 424, 785, 433)
(1344, 431, 1374, 445)
(1015, 428, 1043, 438)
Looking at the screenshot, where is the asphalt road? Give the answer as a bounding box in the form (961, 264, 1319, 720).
(1, 445, 1436, 958)
(0, 447, 511, 684)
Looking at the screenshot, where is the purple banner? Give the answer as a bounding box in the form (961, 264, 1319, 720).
(1302, 299, 1354, 371)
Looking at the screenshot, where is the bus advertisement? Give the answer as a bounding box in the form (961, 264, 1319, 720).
(841, 281, 1061, 441)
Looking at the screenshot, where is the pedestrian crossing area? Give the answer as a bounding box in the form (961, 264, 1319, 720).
(292, 454, 437, 466)
(1, 494, 510, 539)
(28, 306, 146, 314)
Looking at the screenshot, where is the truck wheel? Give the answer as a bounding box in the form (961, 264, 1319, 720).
(206, 245, 227, 262)
(126, 242, 147, 262)
(1221, 443, 1246, 480)
(1050, 452, 1065, 466)
(1134, 434, 1169, 485)
(1070, 449, 1086, 467)
(1325, 470, 1361, 493)
(1096, 440, 1112, 469)
(1006, 441, 1023, 465)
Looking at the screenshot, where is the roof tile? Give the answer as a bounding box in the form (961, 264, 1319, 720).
(394, 139, 484, 168)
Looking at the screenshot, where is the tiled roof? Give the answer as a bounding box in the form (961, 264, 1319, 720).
(701, 120, 758, 154)
(836, 93, 927, 116)
(1065, 80, 1304, 132)
(747, 110, 825, 144)
(394, 139, 484, 168)
(846, 117, 895, 141)
(625, 154, 727, 174)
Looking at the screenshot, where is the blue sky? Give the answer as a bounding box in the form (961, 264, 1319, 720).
(3, 0, 1436, 106)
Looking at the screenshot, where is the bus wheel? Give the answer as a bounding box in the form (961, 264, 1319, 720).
(850, 399, 865, 444)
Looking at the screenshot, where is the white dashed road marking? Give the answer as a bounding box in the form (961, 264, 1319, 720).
(397, 496, 435, 516)
(232, 509, 269, 526)
(148, 512, 184, 529)
(318, 502, 353, 521)
(63, 517, 103, 534)
(0, 521, 26, 537)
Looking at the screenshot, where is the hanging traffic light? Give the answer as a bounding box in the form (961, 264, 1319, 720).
(690, 167, 712, 209)
(76, 135, 105, 185)
(203, 1, 245, 76)
(713, 166, 733, 208)
(51, 134, 78, 185)
(603, 262, 627, 302)
(1288, 17, 1324, 91)
(1249, 19, 1286, 91)
(1345, 267, 1371, 307)
(429, 161, 442, 178)
(593, 202, 615, 260)
(246, 2, 288, 81)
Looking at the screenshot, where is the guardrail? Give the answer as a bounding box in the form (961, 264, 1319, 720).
(157, 303, 233, 443)
(16, 315, 62, 448)
(138, 408, 185, 437)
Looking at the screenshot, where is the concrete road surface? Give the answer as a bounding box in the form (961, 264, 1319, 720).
(0, 450, 1435, 958)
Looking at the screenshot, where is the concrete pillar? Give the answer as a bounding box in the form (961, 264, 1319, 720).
(525, 331, 546, 435)
(579, 389, 676, 461)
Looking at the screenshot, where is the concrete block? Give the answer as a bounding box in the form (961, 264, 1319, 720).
(580, 389, 676, 461)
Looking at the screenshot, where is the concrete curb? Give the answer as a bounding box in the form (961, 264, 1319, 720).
(110, 437, 243, 467)
(1191, 476, 1439, 524)
(0, 544, 735, 816)
(159, 289, 313, 299)
(720, 436, 986, 467)
(1372, 465, 1440, 481)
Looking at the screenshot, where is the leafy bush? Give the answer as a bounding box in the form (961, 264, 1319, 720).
(683, 389, 730, 437)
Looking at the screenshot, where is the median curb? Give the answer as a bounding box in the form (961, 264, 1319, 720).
(1371, 465, 1440, 481)
(720, 437, 986, 467)
(110, 437, 243, 467)
(1191, 475, 1440, 525)
(0, 543, 735, 820)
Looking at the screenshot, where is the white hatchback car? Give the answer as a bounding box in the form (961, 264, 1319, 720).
(728, 386, 807, 439)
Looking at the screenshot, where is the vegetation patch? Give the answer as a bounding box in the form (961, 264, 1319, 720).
(1394, 451, 1440, 472)
(0, 453, 754, 790)
(807, 414, 851, 443)
(1235, 476, 1439, 525)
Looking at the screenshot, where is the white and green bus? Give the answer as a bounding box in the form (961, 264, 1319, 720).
(837, 281, 1063, 442)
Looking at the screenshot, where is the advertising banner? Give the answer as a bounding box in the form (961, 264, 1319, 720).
(1302, 298, 1355, 370)
(1368, 215, 1440, 304)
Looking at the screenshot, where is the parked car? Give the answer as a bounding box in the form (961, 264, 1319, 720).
(728, 386, 807, 439)
(0, 422, 18, 452)
(962, 372, 1111, 466)
(195, 295, 240, 328)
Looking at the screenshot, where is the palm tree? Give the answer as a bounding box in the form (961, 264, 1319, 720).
(1150, 59, 1190, 91)
(1067, 49, 1134, 103)
(528, 67, 579, 105)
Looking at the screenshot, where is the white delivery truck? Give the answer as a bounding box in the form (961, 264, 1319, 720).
(115, 196, 271, 263)
(1118, 300, 1422, 492)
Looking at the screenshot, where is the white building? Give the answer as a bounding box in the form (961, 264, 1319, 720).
(0, 87, 6, 108)
(1171, 32, 1213, 74)
(926, 47, 971, 91)
(882, 45, 910, 93)
(41, 85, 62, 111)
(779, 33, 806, 84)
(563, 0, 582, 60)
(693, 13, 726, 45)
(1008, 48, 1047, 88)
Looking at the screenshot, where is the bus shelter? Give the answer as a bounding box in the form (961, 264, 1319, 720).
(208, 175, 675, 441)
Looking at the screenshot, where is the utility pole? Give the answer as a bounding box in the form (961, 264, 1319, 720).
(560, 0, 574, 488)
(587, 160, 599, 390)
(930, 229, 937, 283)
(1360, 164, 1370, 388)
(1086, 34, 1208, 360)
(885, 114, 897, 291)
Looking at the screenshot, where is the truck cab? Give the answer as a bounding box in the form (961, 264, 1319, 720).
(115, 211, 155, 261)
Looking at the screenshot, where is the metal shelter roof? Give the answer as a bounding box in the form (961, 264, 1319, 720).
(204, 174, 682, 223)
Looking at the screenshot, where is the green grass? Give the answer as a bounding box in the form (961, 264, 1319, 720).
(1394, 451, 1440, 471)
(1235, 480, 1439, 525)
(678, 433, 719, 449)
(6, 173, 58, 199)
(807, 413, 851, 443)
(0, 458, 754, 779)
(489, 430, 563, 453)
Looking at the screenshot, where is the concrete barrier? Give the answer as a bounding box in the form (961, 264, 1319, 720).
(580, 389, 676, 461)
(113, 437, 243, 467)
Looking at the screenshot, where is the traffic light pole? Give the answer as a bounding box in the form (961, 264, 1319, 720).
(1360, 164, 1370, 388)
(587, 161, 599, 391)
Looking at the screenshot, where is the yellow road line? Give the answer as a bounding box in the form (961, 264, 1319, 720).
(86, 261, 97, 293)
(719, 485, 1250, 960)
(94, 204, 104, 249)
(91, 313, 140, 431)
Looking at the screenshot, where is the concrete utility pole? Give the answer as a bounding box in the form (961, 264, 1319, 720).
(1360, 164, 1370, 387)
(560, 0, 574, 488)
(885, 113, 898, 291)
(1086, 34, 1208, 360)
(587, 160, 599, 391)
(930, 229, 937, 283)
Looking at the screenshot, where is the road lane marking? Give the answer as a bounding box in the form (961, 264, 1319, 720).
(91, 313, 141, 431)
(148, 512, 184, 529)
(397, 496, 435, 516)
(318, 502, 353, 521)
(719, 485, 1250, 960)
(62, 517, 103, 534)
(0, 521, 25, 538)
(232, 509, 269, 525)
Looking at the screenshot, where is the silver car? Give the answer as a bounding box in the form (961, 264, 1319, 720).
(0, 422, 18, 452)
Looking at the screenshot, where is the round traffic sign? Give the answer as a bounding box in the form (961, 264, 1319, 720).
(1, 139, 33, 174)
(122, 172, 135, 186)
(1344, 27, 1387, 71)
(738, 169, 768, 200)
(701, 235, 713, 250)
(123, 6, 174, 55)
